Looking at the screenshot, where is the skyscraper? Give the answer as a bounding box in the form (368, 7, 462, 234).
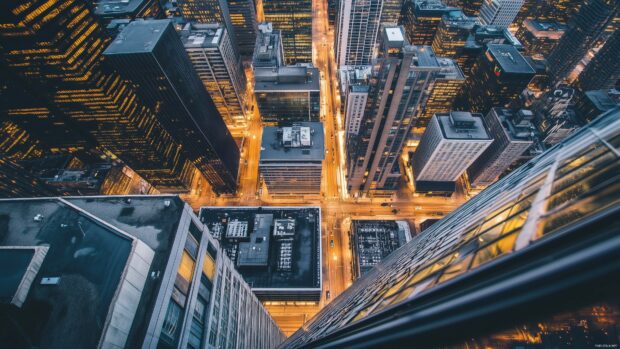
(94, 0, 164, 24)
(340, 66, 372, 138)
(574, 27, 620, 92)
(253, 22, 285, 68)
(0, 0, 199, 192)
(478, 0, 525, 27)
(335, 0, 403, 66)
(282, 107, 620, 349)
(346, 27, 444, 197)
(454, 44, 535, 115)
(431, 10, 477, 58)
(515, 20, 567, 59)
(468, 108, 535, 187)
(402, 0, 459, 46)
(445, 0, 484, 17)
(262, 0, 313, 64)
(412, 112, 492, 192)
(181, 23, 248, 138)
(259, 123, 325, 195)
(547, 0, 619, 85)
(104, 19, 240, 194)
(0, 195, 285, 348)
(176, 0, 258, 56)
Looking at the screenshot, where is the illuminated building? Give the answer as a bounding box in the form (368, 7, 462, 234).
(516, 20, 567, 59)
(547, 0, 619, 85)
(431, 10, 476, 59)
(339, 66, 372, 138)
(181, 23, 248, 138)
(335, 0, 404, 66)
(0, 196, 284, 349)
(415, 58, 465, 129)
(94, 0, 164, 23)
(262, 0, 313, 64)
(0, 157, 56, 198)
(254, 65, 321, 125)
(346, 27, 444, 197)
(282, 107, 620, 349)
(445, 0, 484, 17)
(259, 123, 325, 195)
(575, 89, 620, 123)
(574, 27, 620, 92)
(104, 19, 240, 194)
(412, 112, 492, 193)
(468, 108, 535, 187)
(402, 0, 458, 46)
(530, 86, 581, 146)
(253, 22, 285, 68)
(0, 0, 201, 192)
(478, 0, 524, 28)
(454, 44, 535, 115)
(176, 0, 258, 56)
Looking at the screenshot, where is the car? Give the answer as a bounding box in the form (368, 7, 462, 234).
(330, 239, 334, 248)
(326, 291, 331, 299)
(380, 202, 389, 207)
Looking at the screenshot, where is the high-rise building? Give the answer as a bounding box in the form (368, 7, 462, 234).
(0, 196, 285, 348)
(176, 0, 258, 56)
(431, 10, 477, 58)
(516, 20, 567, 59)
(0, 156, 57, 197)
(468, 108, 535, 187)
(402, 0, 459, 46)
(104, 19, 240, 194)
(445, 0, 484, 17)
(181, 23, 248, 138)
(259, 123, 325, 195)
(262, 0, 313, 64)
(335, 0, 404, 66)
(547, 0, 619, 85)
(254, 65, 321, 125)
(0, 0, 200, 192)
(253, 22, 285, 68)
(478, 0, 525, 28)
(415, 58, 465, 129)
(575, 89, 620, 122)
(412, 112, 492, 192)
(530, 86, 581, 146)
(454, 44, 535, 115)
(346, 27, 444, 197)
(282, 107, 620, 349)
(94, 0, 164, 24)
(339, 66, 372, 138)
(574, 27, 620, 92)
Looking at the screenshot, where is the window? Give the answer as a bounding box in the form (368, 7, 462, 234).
(175, 250, 195, 296)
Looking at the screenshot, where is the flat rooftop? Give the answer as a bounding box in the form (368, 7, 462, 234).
(95, 0, 149, 16)
(414, 45, 441, 67)
(585, 90, 620, 111)
(0, 195, 186, 348)
(487, 44, 535, 74)
(180, 23, 224, 48)
(414, 0, 459, 14)
(254, 66, 320, 92)
(261, 122, 325, 162)
(436, 112, 491, 140)
(104, 19, 171, 54)
(199, 207, 321, 291)
(351, 220, 412, 277)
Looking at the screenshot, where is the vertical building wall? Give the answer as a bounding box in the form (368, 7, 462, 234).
(478, 0, 525, 27)
(262, 0, 313, 64)
(227, 0, 258, 56)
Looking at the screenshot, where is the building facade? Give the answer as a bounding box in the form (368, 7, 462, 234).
(226, 0, 259, 56)
(478, 0, 525, 27)
(454, 44, 535, 115)
(0, 0, 202, 192)
(402, 0, 459, 46)
(262, 0, 313, 64)
(254, 65, 321, 125)
(259, 123, 325, 195)
(431, 10, 477, 59)
(181, 23, 248, 138)
(515, 20, 566, 59)
(413, 112, 492, 189)
(335, 0, 403, 66)
(445, 0, 484, 17)
(0, 196, 284, 349)
(104, 19, 240, 194)
(282, 107, 620, 349)
(468, 108, 535, 187)
(346, 27, 444, 196)
(339, 66, 372, 138)
(574, 27, 620, 92)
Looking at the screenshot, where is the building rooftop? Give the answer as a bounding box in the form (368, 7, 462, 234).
(351, 220, 412, 278)
(0, 195, 186, 348)
(442, 10, 476, 29)
(436, 112, 491, 140)
(382, 26, 409, 49)
(261, 122, 325, 162)
(584, 89, 620, 111)
(253, 22, 284, 68)
(492, 108, 536, 142)
(94, 0, 150, 17)
(411, 45, 440, 68)
(180, 23, 224, 48)
(199, 207, 322, 292)
(254, 66, 320, 92)
(436, 57, 465, 80)
(104, 19, 170, 54)
(487, 44, 535, 74)
(414, 0, 458, 14)
(523, 19, 567, 39)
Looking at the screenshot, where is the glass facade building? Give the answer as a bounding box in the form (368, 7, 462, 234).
(104, 19, 240, 194)
(262, 0, 313, 64)
(402, 0, 459, 46)
(282, 107, 620, 349)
